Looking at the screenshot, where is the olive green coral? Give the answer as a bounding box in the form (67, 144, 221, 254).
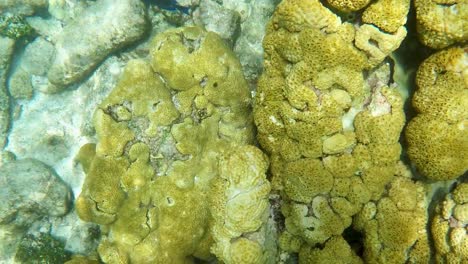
(76, 26, 267, 263)
(405, 46, 468, 181)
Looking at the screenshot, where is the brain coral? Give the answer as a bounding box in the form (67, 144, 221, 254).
(405, 46, 468, 181)
(254, 0, 409, 260)
(76, 26, 271, 263)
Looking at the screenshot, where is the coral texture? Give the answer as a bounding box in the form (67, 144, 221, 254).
(406, 46, 468, 181)
(210, 146, 275, 264)
(415, 0, 468, 49)
(353, 163, 430, 263)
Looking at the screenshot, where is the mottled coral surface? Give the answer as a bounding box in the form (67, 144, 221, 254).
(72, 0, 467, 263)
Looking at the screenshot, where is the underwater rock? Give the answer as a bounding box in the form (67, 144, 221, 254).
(26, 15, 64, 42)
(231, 0, 281, 82)
(49, 211, 101, 257)
(46, 0, 149, 93)
(47, 0, 91, 22)
(193, 0, 241, 45)
(14, 232, 72, 263)
(0, 0, 48, 16)
(254, 0, 408, 261)
(406, 46, 468, 181)
(6, 55, 125, 194)
(8, 36, 55, 99)
(0, 158, 72, 227)
(0, 158, 72, 262)
(0, 36, 14, 149)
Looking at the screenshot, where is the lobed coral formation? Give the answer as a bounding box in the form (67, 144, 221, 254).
(431, 182, 468, 263)
(253, 0, 409, 260)
(76, 26, 270, 263)
(65, 0, 468, 263)
(405, 46, 468, 181)
(353, 163, 430, 263)
(326, 0, 371, 12)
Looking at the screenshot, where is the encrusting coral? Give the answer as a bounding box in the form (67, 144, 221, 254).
(253, 0, 409, 259)
(76, 26, 271, 264)
(405, 46, 468, 181)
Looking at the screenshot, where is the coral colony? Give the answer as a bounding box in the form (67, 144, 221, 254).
(0, 0, 466, 263)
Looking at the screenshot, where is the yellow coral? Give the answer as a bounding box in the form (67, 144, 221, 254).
(362, 0, 410, 33)
(326, 0, 371, 12)
(298, 236, 363, 264)
(415, 0, 468, 49)
(353, 163, 430, 263)
(254, 0, 408, 259)
(76, 27, 258, 263)
(431, 183, 468, 263)
(406, 47, 468, 181)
